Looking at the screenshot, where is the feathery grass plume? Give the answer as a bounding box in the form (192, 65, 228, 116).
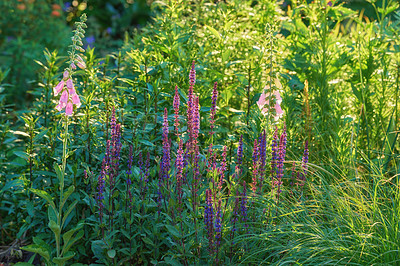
(303, 80, 312, 141)
(210, 81, 218, 136)
(173, 85, 180, 136)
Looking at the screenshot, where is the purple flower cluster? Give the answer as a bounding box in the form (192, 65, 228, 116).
(214, 199, 222, 261)
(187, 62, 196, 155)
(161, 108, 171, 186)
(271, 126, 279, 180)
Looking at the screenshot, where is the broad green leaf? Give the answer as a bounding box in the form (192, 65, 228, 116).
(54, 163, 63, 181)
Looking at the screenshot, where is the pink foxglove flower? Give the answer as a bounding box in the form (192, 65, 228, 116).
(71, 62, 77, 70)
(68, 87, 76, 96)
(257, 89, 284, 121)
(65, 102, 73, 116)
(66, 78, 74, 90)
(60, 90, 68, 104)
(71, 94, 81, 108)
(63, 70, 69, 80)
(54, 80, 64, 96)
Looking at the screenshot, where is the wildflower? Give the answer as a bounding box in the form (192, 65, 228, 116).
(53, 80, 64, 96)
(217, 146, 227, 192)
(258, 130, 267, 191)
(257, 88, 284, 121)
(214, 199, 222, 259)
(271, 126, 278, 179)
(240, 181, 249, 231)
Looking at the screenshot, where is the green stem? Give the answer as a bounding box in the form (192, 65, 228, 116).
(58, 115, 69, 259)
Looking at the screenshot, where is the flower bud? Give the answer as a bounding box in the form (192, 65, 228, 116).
(63, 70, 69, 80)
(71, 62, 77, 70)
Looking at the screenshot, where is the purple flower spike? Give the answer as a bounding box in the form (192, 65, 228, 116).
(271, 126, 279, 179)
(240, 181, 249, 232)
(217, 146, 227, 192)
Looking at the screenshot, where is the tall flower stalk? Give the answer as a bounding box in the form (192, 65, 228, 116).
(24, 14, 87, 266)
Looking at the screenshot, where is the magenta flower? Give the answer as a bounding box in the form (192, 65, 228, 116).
(65, 102, 73, 116)
(66, 78, 74, 90)
(63, 70, 69, 80)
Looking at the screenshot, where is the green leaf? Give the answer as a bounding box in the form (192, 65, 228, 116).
(49, 220, 61, 241)
(143, 237, 154, 246)
(165, 225, 181, 238)
(62, 200, 78, 228)
(33, 129, 49, 142)
(62, 230, 84, 255)
(21, 244, 50, 264)
(54, 163, 63, 181)
(61, 186, 75, 210)
(107, 249, 116, 259)
(0, 179, 24, 194)
(62, 223, 83, 255)
(206, 25, 222, 40)
(14, 151, 29, 160)
(14, 263, 34, 266)
(52, 252, 75, 266)
(30, 188, 57, 215)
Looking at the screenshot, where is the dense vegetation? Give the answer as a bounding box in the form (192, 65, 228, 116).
(1, 0, 400, 265)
